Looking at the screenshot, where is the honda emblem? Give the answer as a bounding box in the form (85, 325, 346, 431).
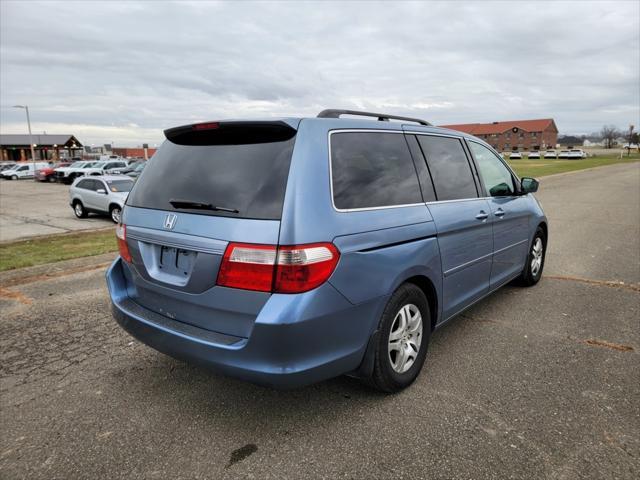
(163, 213, 177, 230)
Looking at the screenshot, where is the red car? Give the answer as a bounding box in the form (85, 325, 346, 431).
(35, 162, 72, 182)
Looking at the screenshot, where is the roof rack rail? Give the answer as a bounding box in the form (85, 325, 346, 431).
(317, 109, 432, 126)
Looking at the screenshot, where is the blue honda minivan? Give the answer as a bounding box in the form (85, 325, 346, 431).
(107, 109, 547, 392)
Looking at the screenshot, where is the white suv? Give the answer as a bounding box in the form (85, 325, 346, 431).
(69, 175, 134, 223)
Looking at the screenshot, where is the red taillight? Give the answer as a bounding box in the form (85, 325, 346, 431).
(217, 243, 276, 292)
(216, 242, 340, 294)
(192, 122, 220, 131)
(274, 243, 340, 293)
(115, 223, 132, 263)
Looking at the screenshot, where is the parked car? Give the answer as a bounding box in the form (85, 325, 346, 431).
(558, 150, 570, 159)
(544, 150, 557, 159)
(107, 109, 547, 392)
(69, 175, 134, 223)
(527, 151, 541, 159)
(509, 151, 522, 160)
(82, 160, 128, 176)
(126, 162, 146, 178)
(112, 160, 143, 175)
(1, 162, 49, 180)
(0, 162, 17, 172)
(36, 162, 72, 182)
(567, 149, 587, 159)
(55, 161, 99, 184)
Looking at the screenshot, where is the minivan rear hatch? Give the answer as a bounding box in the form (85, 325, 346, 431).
(121, 120, 298, 338)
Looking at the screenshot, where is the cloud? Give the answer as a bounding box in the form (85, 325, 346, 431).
(1, 0, 638, 144)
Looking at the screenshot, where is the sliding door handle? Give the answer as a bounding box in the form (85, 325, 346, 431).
(494, 208, 505, 217)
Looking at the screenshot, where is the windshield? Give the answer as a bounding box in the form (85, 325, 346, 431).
(134, 163, 145, 171)
(106, 179, 134, 192)
(127, 135, 296, 220)
(90, 161, 106, 168)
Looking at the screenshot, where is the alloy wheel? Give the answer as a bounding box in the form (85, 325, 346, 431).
(388, 304, 423, 374)
(531, 237, 543, 276)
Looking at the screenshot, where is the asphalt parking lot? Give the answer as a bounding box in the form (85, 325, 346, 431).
(1, 163, 639, 479)
(0, 179, 113, 242)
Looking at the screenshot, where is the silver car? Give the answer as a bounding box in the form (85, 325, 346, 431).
(69, 175, 134, 223)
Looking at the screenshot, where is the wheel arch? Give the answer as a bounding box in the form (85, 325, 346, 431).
(403, 275, 439, 331)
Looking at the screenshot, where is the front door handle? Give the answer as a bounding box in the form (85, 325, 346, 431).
(475, 211, 489, 220)
(494, 208, 505, 217)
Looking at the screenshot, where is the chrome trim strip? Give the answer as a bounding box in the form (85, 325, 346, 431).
(403, 130, 465, 140)
(443, 238, 529, 277)
(126, 227, 226, 255)
(443, 251, 493, 277)
(493, 238, 528, 255)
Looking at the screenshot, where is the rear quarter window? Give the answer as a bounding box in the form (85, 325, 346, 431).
(330, 132, 423, 210)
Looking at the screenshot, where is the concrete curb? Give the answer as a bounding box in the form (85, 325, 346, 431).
(0, 252, 117, 287)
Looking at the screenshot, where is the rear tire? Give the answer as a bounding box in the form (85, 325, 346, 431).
(109, 205, 122, 224)
(369, 283, 431, 393)
(73, 201, 87, 218)
(517, 227, 546, 286)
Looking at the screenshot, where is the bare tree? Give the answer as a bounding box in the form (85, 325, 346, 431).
(600, 125, 620, 149)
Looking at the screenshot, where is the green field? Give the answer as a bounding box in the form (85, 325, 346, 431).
(507, 154, 639, 178)
(0, 229, 117, 272)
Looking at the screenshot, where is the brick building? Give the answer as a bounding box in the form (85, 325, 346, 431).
(440, 119, 558, 152)
(112, 147, 157, 158)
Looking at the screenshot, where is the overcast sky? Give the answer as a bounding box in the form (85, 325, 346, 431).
(1, 0, 639, 146)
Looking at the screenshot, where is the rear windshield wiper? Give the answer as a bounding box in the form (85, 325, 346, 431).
(169, 199, 239, 213)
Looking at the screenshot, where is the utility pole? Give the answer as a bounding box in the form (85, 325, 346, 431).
(13, 105, 37, 179)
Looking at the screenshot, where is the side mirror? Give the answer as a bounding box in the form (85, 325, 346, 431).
(521, 177, 539, 194)
(96, 188, 107, 195)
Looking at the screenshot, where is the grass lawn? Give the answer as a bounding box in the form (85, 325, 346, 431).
(0, 229, 117, 272)
(507, 154, 639, 178)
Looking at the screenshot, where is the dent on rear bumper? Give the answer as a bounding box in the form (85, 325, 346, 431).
(106, 258, 385, 388)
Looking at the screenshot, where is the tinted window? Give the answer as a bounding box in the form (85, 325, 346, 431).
(77, 179, 93, 190)
(127, 137, 295, 220)
(469, 142, 516, 196)
(331, 132, 422, 209)
(417, 136, 478, 201)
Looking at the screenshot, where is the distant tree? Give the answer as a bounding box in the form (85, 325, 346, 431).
(600, 125, 620, 149)
(631, 132, 639, 145)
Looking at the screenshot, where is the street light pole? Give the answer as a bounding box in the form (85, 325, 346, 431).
(13, 105, 37, 179)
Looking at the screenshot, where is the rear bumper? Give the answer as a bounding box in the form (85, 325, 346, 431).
(106, 258, 384, 389)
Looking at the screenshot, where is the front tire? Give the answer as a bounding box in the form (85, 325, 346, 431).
(518, 227, 546, 286)
(73, 201, 88, 218)
(370, 283, 431, 393)
(11, 175, 18, 180)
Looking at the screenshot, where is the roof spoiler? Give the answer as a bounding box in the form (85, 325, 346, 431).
(317, 109, 432, 126)
(164, 121, 297, 146)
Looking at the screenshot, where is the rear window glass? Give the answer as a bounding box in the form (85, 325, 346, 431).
(106, 180, 134, 192)
(417, 135, 478, 201)
(126, 136, 295, 220)
(330, 132, 423, 210)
